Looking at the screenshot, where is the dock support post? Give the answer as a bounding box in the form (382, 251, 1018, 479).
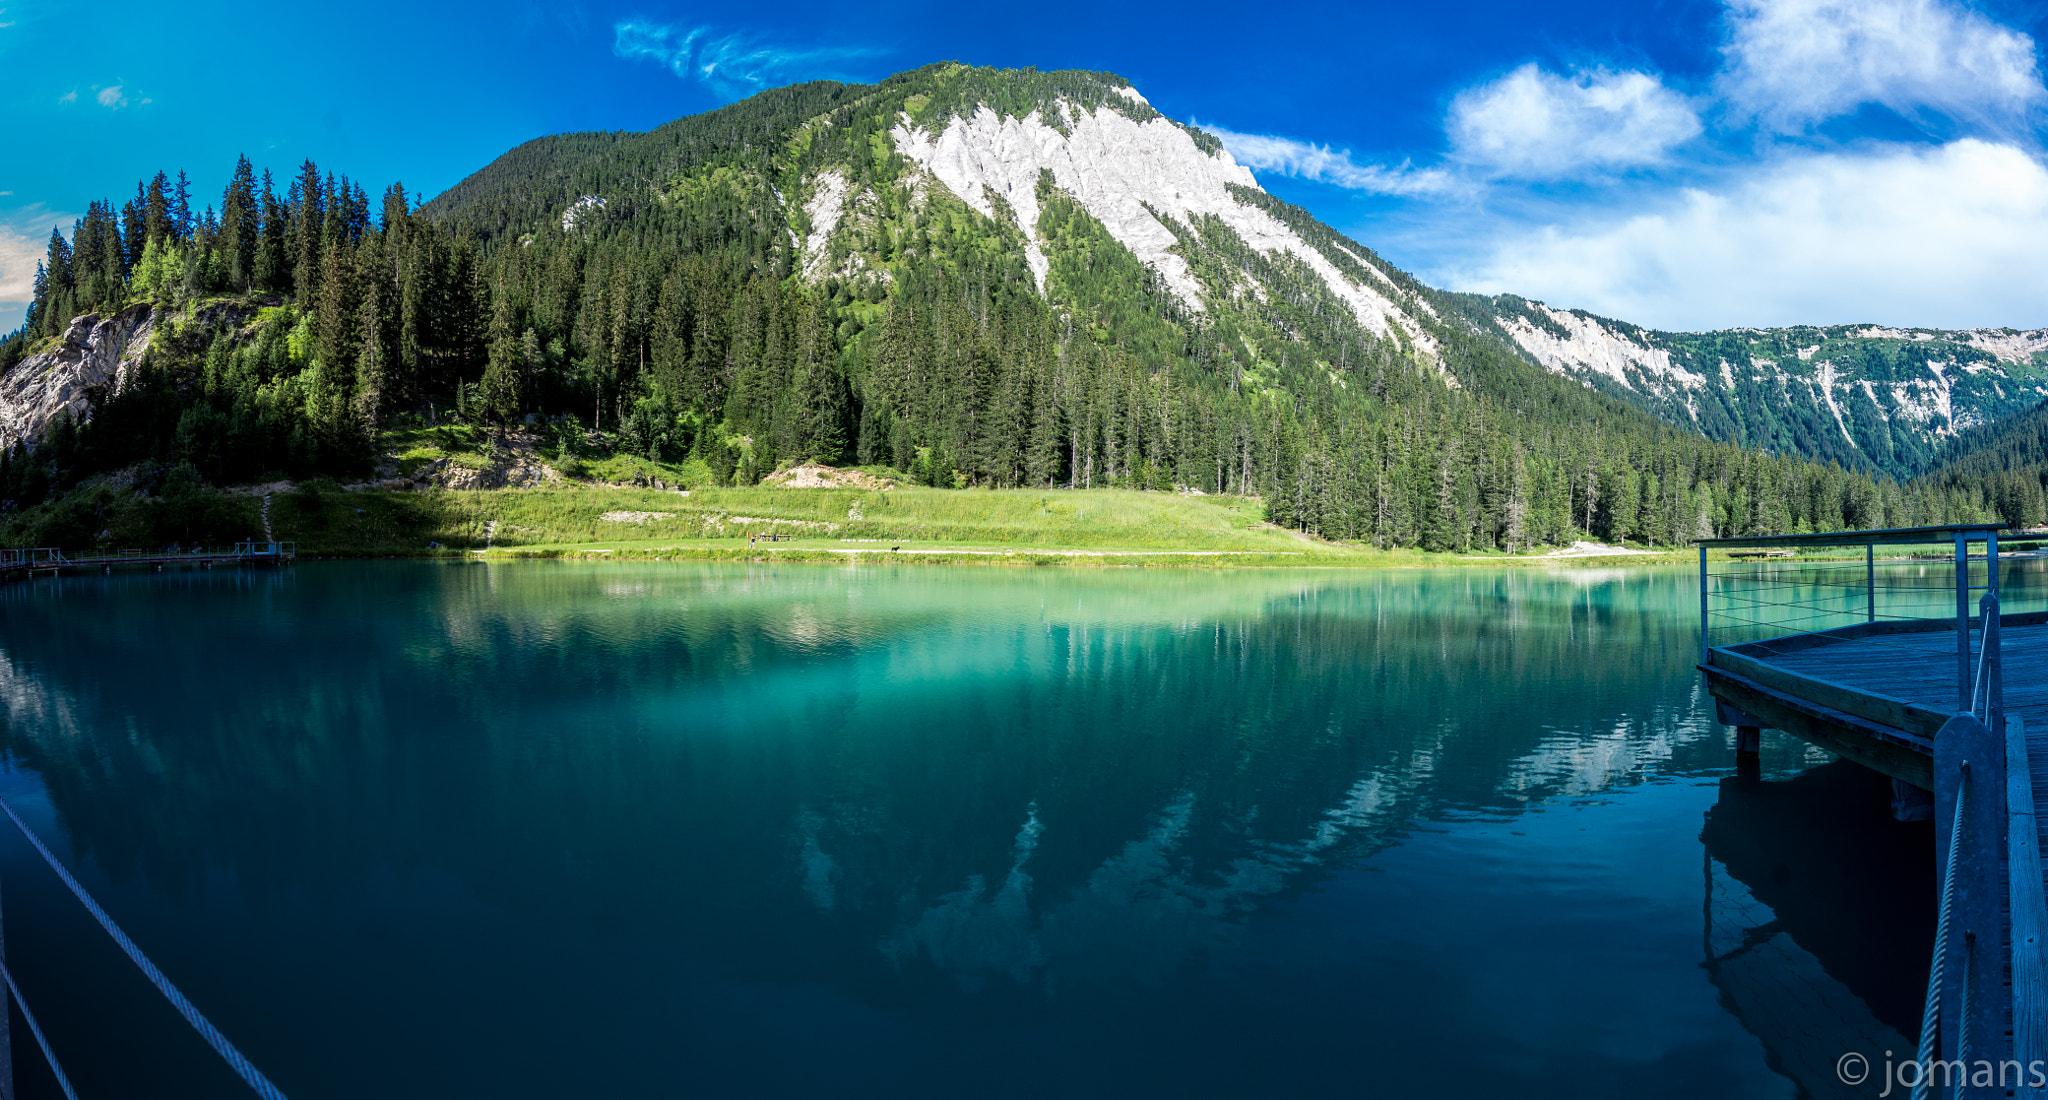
(1890, 779, 1933, 822)
(1735, 725, 1760, 756)
(1866, 543, 1875, 623)
(1957, 532, 1971, 713)
(1933, 713, 2010, 1078)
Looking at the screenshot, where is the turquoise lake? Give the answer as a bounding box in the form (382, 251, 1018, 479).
(0, 562, 1932, 1098)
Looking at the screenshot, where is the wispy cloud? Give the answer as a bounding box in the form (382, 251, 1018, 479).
(1448, 65, 1701, 177)
(1719, 0, 2046, 133)
(95, 84, 126, 109)
(56, 88, 75, 105)
(1199, 123, 1459, 196)
(613, 20, 882, 100)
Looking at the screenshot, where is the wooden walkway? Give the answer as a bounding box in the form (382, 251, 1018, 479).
(0, 543, 293, 581)
(2035, 717, 2048, 926)
(1765, 622, 2048, 737)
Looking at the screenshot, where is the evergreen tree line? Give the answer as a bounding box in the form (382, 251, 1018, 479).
(0, 141, 2018, 548)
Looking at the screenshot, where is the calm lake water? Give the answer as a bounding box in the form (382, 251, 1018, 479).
(0, 562, 1931, 1099)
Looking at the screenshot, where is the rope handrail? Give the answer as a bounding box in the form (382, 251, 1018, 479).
(0, 794, 289, 1099)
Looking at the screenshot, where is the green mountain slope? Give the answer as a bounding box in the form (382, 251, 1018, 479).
(0, 63, 2015, 549)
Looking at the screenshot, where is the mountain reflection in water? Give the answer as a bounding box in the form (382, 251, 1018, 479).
(0, 562, 1927, 1098)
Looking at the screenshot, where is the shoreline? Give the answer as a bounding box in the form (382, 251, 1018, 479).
(372, 542, 1700, 569)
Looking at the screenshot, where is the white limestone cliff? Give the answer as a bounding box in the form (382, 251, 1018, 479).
(1497, 304, 1704, 400)
(886, 102, 1439, 358)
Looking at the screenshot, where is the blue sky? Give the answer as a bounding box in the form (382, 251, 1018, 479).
(2, 0, 2044, 333)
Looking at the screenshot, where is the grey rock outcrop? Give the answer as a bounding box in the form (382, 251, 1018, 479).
(0, 304, 157, 451)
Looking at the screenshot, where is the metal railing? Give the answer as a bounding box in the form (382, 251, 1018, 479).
(0, 794, 287, 1097)
(1, 544, 296, 574)
(1698, 523, 2015, 713)
(1700, 525, 2048, 1098)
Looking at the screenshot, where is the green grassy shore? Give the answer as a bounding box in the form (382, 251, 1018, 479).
(250, 482, 1687, 567)
(1, 438, 1696, 568)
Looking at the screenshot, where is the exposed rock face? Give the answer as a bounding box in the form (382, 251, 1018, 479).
(405, 431, 564, 490)
(800, 171, 852, 279)
(1483, 297, 2048, 474)
(1498, 302, 1701, 393)
(0, 303, 157, 451)
(886, 103, 1440, 357)
(407, 456, 562, 490)
(761, 462, 897, 490)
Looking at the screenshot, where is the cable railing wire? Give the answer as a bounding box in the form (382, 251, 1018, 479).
(0, 953, 80, 1100)
(0, 793, 289, 1100)
(1913, 765, 1969, 1100)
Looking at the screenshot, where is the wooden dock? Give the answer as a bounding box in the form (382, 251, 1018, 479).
(1704, 614, 2048, 888)
(1698, 523, 2047, 1095)
(0, 542, 294, 581)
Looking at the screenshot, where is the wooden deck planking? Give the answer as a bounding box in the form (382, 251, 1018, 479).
(1758, 623, 2048, 736)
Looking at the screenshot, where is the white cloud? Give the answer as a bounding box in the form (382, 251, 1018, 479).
(1444, 139, 2048, 330)
(0, 230, 39, 302)
(613, 21, 879, 100)
(1200, 124, 1458, 195)
(1447, 64, 1702, 177)
(0, 210, 66, 308)
(56, 89, 74, 105)
(95, 84, 126, 109)
(1720, 0, 2046, 131)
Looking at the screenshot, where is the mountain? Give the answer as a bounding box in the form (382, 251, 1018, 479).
(0, 63, 2013, 548)
(1466, 296, 2048, 478)
(1904, 392, 2048, 527)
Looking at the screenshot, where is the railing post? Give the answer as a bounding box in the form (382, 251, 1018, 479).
(1934, 712, 2012, 1082)
(1957, 531, 1971, 713)
(1699, 544, 1709, 666)
(1989, 529, 2000, 597)
(1983, 591, 2002, 738)
(1866, 542, 1876, 623)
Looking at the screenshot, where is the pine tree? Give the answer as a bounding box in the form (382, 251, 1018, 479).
(789, 292, 846, 462)
(292, 160, 325, 299)
(478, 290, 523, 425)
(220, 155, 259, 293)
(256, 170, 290, 295)
(172, 169, 194, 240)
